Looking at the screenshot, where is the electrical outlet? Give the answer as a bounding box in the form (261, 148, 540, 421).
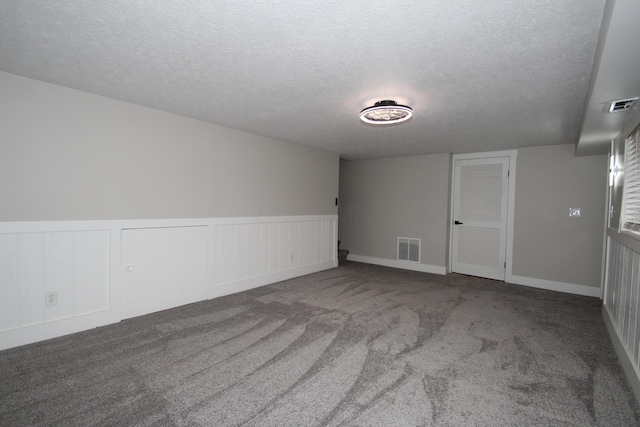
(45, 291, 58, 307)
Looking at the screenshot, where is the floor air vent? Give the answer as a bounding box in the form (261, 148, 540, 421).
(398, 238, 420, 262)
(610, 98, 638, 112)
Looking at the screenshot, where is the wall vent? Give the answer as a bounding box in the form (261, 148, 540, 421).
(398, 237, 420, 262)
(609, 98, 638, 113)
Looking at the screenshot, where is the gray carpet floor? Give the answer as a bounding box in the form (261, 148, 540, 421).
(1, 262, 639, 426)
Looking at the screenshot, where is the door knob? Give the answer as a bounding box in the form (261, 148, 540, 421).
(454, 220, 463, 225)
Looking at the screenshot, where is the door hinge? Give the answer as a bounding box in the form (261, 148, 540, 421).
(507, 170, 510, 177)
(504, 261, 507, 268)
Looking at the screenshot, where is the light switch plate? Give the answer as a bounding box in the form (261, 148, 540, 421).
(569, 208, 581, 217)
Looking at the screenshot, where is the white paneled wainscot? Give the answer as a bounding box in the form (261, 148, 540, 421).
(0, 215, 337, 350)
(0, 230, 110, 332)
(604, 235, 640, 399)
(122, 226, 208, 319)
(209, 217, 336, 297)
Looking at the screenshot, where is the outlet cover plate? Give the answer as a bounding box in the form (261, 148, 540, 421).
(45, 291, 58, 307)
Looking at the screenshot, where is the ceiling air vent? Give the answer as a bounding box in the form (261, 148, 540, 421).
(398, 237, 420, 262)
(609, 98, 639, 113)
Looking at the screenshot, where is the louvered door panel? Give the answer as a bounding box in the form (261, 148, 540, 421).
(459, 164, 504, 222)
(457, 227, 501, 268)
(452, 157, 509, 280)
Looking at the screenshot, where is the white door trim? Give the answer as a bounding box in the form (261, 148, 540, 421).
(449, 150, 517, 281)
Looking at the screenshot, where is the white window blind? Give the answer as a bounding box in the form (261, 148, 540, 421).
(623, 125, 640, 233)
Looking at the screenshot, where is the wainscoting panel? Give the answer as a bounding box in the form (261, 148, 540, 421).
(604, 236, 640, 399)
(305, 221, 318, 267)
(75, 231, 110, 316)
(0, 215, 337, 350)
(0, 234, 20, 332)
(43, 232, 74, 322)
(0, 230, 110, 333)
(121, 226, 208, 319)
(19, 233, 46, 327)
(210, 217, 337, 291)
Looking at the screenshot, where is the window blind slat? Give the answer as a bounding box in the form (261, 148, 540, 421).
(623, 126, 640, 233)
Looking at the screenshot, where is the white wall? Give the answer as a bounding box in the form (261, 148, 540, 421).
(0, 71, 338, 221)
(0, 71, 339, 350)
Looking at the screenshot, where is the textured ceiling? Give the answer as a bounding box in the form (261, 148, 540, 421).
(0, 0, 613, 159)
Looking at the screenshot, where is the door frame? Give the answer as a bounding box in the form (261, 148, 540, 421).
(449, 150, 518, 281)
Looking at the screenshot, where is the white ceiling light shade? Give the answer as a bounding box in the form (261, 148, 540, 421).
(359, 100, 413, 125)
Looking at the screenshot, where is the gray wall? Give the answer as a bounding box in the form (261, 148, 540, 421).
(339, 144, 607, 288)
(338, 153, 451, 268)
(0, 71, 338, 221)
(512, 144, 607, 287)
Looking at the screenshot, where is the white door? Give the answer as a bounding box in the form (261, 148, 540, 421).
(451, 157, 509, 280)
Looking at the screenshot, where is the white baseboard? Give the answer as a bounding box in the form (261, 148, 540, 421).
(209, 260, 337, 299)
(0, 310, 117, 351)
(347, 254, 447, 275)
(346, 256, 599, 297)
(507, 274, 601, 297)
(602, 304, 640, 408)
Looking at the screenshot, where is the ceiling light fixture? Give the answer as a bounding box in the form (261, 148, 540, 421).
(359, 100, 413, 125)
